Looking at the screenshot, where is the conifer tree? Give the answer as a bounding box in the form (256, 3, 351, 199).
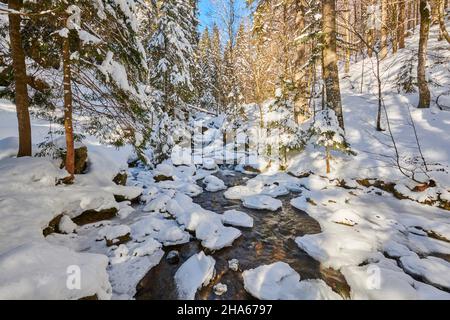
(148, 0, 199, 116)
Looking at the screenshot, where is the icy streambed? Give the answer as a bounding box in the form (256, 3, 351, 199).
(135, 171, 349, 300)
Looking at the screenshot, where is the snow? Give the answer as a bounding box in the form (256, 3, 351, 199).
(98, 51, 134, 94)
(242, 195, 282, 211)
(131, 238, 162, 257)
(341, 256, 450, 300)
(228, 258, 239, 271)
(0, 242, 112, 300)
(224, 172, 299, 200)
(0, 137, 19, 160)
(213, 283, 228, 296)
(97, 225, 130, 242)
(242, 262, 341, 300)
(174, 252, 215, 300)
(59, 215, 77, 234)
(0, 17, 449, 301)
(166, 193, 241, 250)
(117, 201, 135, 219)
(222, 210, 254, 228)
(400, 255, 450, 290)
(130, 215, 190, 246)
(203, 175, 226, 192)
(202, 157, 217, 170)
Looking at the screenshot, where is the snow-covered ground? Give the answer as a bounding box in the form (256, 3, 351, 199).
(0, 23, 449, 300)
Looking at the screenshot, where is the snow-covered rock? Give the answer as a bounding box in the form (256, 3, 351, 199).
(117, 201, 135, 219)
(203, 175, 226, 192)
(213, 283, 228, 296)
(132, 238, 162, 257)
(242, 195, 282, 211)
(166, 192, 241, 250)
(59, 215, 77, 234)
(174, 252, 216, 300)
(202, 158, 217, 170)
(228, 258, 239, 271)
(130, 216, 190, 246)
(143, 193, 172, 212)
(400, 255, 450, 290)
(222, 210, 254, 228)
(98, 225, 131, 244)
(242, 262, 341, 300)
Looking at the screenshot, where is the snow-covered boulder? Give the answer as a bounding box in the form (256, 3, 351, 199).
(130, 216, 190, 246)
(203, 175, 226, 192)
(174, 251, 215, 300)
(202, 158, 217, 170)
(242, 262, 341, 300)
(98, 225, 131, 246)
(58, 215, 77, 234)
(400, 255, 450, 290)
(222, 210, 254, 228)
(242, 195, 282, 211)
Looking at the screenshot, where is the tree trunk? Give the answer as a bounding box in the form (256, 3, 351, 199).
(375, 53, 383, 131)
(398, 0, 406, 49)
(438, 0, 450, 43)
(380, 0, 389, 59)
(322, 0, 344, 129)
(326, 146, 331, 174)
(367, 0, 375, 58)
(8, 0, 32, 157)
(294, 3, 308, 124)
(417, 0, 431, 109)
(392, 2, 399, 54)
(343, 0, 351, 74)
(62, 35, 75, 177)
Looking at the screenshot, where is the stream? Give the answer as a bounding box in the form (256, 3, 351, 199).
(135, 170, 350, 300)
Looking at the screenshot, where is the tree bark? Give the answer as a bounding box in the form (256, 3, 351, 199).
(62, 34, 75, 176)
(343, 0, 351, 74)
(380, 0, 389, 59)
(398, 0, 406, 49)
(294, 3, 308, 124)
(8, 0, 32, 157)
(438, 0, 450, 43)
(326, 146, 331, 174)
(322, 0, 344, 129)
(417, 0, 431, 109)
(367, 0, 375, 58)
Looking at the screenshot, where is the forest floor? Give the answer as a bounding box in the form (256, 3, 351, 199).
(0, 23, 449, 300)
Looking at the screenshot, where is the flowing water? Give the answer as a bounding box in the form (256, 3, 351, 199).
(135, 170, 349, 300)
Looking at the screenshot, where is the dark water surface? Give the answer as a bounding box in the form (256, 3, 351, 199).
(135, 171, 349, 300)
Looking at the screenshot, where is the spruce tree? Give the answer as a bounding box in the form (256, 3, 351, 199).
(148, 0, 199, 115)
